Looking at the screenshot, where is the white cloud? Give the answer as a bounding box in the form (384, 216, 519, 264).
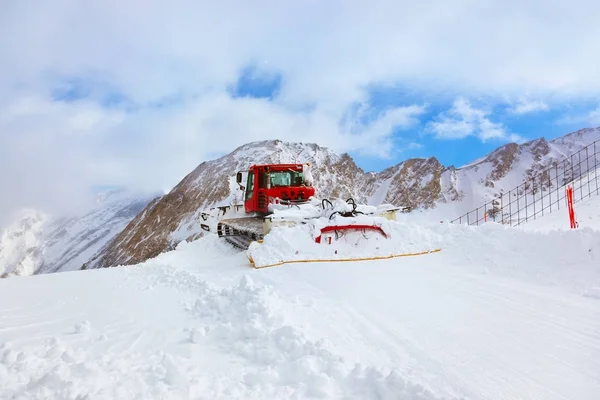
(589, 107, 600, 125)
(0, 92, 424, 225)
(428, 98, 525, 143)
(1, 0, 600, 225)
(510, 99, 550, 115)
(555, 106, 600, 126)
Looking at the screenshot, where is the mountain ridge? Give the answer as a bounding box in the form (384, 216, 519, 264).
(84, 127, 600, 270)
(2, 127, 599, 277)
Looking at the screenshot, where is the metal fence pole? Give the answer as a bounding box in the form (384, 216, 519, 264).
(578, 151, 583, 201)
(594, 142, 599, 194)
(586, 146, 591, 199)
(517, 187, 521, 226)
(555, 163, 560, 210)
(508, 190, 512, 226)
(525, 184, 529, 222)
(548, 172, 552, 212)
(533, 179, 537, 219)
(501, 193, 505, 224)
(540, 175, 544, 217)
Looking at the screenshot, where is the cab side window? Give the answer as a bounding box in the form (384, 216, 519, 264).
(245, 171, 254, 201)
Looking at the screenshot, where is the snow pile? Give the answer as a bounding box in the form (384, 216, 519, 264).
(249, 217, 443, 268)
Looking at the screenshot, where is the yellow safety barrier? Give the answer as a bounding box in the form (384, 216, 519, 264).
(247, 248, 442, 269)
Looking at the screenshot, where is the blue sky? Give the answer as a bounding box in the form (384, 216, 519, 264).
(1, 0, 600, 225)
(226, 66, 599, 172)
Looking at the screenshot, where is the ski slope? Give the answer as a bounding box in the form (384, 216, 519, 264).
(1, 212, 599, 399)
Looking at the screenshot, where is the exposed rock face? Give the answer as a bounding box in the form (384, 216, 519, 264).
(485, 143, 520, 185)
(362, 157, 445, 209)
(78, 127, 600, 270)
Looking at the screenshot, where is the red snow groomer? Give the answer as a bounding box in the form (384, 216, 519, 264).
(238, 163, 316, 214)
(206, 163, 399, 250)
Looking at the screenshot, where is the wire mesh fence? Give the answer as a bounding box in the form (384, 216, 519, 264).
(451, 140, 600, 227)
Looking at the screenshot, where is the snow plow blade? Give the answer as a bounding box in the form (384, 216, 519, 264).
(247, 244, 442, 269)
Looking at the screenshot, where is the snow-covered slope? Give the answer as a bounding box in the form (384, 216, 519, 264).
(0, 190, 154, 277)
(1, 212, 598, 399)
(401, 127, 600, 222)
(87, 128, 600, 270)
(450, 128, 599, 208)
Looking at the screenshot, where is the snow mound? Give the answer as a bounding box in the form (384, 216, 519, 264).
(248, 218, 443, 268)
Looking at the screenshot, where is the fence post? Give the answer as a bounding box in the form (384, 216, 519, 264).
(548, 171, 552, 212)
(586, 146, 591, 199)
(540, 174, 544, 217)
(532, 178, 536, 219)
(524, 184, 528, 223)
(500, 193, 505, 225)
(555, 163, 560, 210)
(594, 141, 599, 194)
(578, 150, 583, 201)
(517, 187, 521, 226)
(509, 189, 513, 226)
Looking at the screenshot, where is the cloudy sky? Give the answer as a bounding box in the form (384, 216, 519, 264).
(1, 0, 599, 226)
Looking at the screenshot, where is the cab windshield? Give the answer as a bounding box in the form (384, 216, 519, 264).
(270, 171, 304, 187)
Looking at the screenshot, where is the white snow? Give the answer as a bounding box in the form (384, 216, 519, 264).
(1, 205, 599, 399)
(0, 190, 153, 277)
(249, 217, 441, 268)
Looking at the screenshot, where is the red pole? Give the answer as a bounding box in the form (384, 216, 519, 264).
(566, 186, 576, 229)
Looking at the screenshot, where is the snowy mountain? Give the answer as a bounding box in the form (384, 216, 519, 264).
(79, 127, 600, 270)
(0, 190, 155, 277)
(429, 127, 600, 217)
(83, 141, 367, 270)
